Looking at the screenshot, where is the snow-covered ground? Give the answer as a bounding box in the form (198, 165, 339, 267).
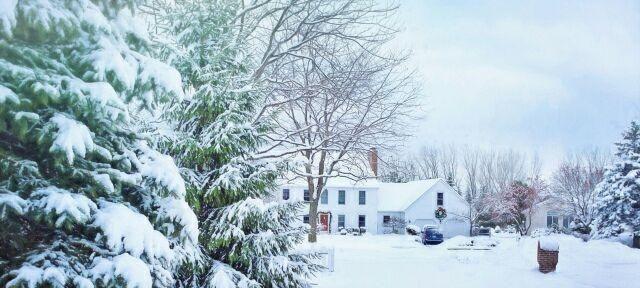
(311, 233, 640, 288)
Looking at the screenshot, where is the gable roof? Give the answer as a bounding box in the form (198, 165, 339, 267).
(377, 179, 443, 211)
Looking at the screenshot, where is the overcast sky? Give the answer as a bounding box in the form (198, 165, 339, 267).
(394, 0, 640, 174)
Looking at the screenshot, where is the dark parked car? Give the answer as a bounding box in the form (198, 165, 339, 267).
(472, 227, 491, 237)
(478, 227, 491, 236)
(421, 226, 443, 245)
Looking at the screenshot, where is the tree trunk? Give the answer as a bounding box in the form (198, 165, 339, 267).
(308, 200, 318, 242)
(469, 207, 473, 237)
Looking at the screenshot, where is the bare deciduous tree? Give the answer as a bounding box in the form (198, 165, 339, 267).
(235, 0, 402, 124)
(378, 153, 419, 183)
(440, 145, 461, 190)
(260, 36, 418, 241)
(457, 147, 492, 234)
(416, 146, 442, 179)
(413, 145, 461, 190)
(550, 149, 610, 234)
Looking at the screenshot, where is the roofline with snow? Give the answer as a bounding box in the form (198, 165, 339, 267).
(403, 179, 466, 212)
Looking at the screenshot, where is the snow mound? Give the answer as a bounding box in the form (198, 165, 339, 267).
(445, 236, 499, 248)
(539, 237, 559, 251)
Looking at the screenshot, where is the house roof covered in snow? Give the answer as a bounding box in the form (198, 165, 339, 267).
(377, 179, 443, 211)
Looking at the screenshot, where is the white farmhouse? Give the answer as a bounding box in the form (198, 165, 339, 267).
(274, 177, 470, 237)
(277, 177, 380, 234)
(377, 179, 470, 237)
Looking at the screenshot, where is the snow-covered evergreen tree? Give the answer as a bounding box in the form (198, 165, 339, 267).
(592, 121, 640, 239)
(153, 0, 320, 287)
(0, 1, 199, 287)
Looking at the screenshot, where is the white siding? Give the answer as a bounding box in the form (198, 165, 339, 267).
(403, 181, 470, 238)
(526, 202, 574, 235)
(377, 211, 405, 234)
(275, 179, 470, 236)
(275, 185, 379, 234)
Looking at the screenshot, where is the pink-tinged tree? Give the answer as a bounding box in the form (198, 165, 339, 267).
(493, 177, 548, 235)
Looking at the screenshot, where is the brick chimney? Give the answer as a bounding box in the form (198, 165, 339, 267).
(368, 147, 378, 176)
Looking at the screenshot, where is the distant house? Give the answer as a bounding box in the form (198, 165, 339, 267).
(377, 179, 470, 237)
(274, 148, 470, 237)
(526, 200, 574, 234)
(274, 178, 470, 237)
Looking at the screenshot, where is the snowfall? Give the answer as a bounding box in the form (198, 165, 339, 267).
(307, 233, 640, 288)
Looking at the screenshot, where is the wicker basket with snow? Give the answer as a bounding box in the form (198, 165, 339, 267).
(537, 238, 559, 273)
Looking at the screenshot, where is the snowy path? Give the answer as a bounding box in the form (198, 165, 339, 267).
(312, 234, 640, 288)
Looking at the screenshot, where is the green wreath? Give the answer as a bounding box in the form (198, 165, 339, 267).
(435, 207, 447, 220)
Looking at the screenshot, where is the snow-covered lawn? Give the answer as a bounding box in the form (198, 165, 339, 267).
(311, 233, 640, 288)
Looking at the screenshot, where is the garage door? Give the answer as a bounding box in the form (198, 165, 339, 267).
(442, 219, 469, 238)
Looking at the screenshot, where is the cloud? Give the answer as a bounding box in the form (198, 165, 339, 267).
(393, 0, 640, 174)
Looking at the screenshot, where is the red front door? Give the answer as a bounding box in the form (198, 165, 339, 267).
(319, 214, 329, 232)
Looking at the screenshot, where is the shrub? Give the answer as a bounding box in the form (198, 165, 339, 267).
(406, 225, 420, 235)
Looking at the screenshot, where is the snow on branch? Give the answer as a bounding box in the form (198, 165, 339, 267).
(90, 253, 153, 288)
(29, 186, 97, 227)
(136, 141, 186, 197)
(49, 113, 94, 165)
(93, 201, 173, 262)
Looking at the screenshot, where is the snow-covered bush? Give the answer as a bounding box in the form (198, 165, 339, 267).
(0, 1, 198, 286)
(531, 228, 552, 238)
(505, 225, 517, 234)
(406, 225, 420, 236)
(572, 232, 590, 242)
